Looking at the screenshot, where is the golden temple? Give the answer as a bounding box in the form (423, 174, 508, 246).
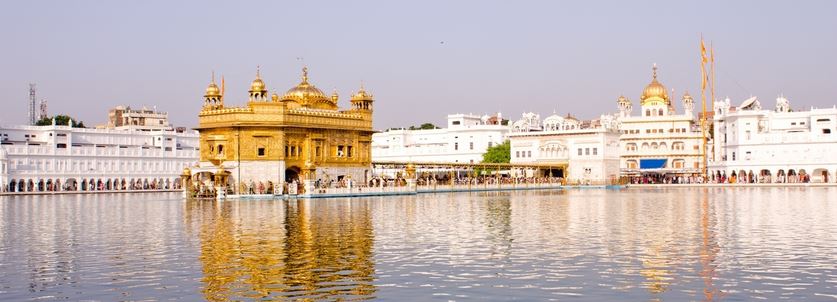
(188, 67, 375, 194)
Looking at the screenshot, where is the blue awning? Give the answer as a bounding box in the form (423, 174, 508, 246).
(640, 159, 667, 169)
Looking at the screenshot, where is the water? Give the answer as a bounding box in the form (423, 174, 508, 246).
(1, 188, 836, 301)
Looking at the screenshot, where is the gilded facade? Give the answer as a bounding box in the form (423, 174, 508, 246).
(192, 67, 374, 193)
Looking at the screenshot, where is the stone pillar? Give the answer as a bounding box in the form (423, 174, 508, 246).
(181, 168, 192, 198)
(214, 168, 229, 200)
(405, 163, 417, 192)
(302, 162, 317, 196)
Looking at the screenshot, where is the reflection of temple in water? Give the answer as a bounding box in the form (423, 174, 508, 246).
(185, 199, 375, 301)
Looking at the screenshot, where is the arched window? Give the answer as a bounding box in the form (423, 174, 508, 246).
(646, 109, 651, 117)
(658, 109, 664, 116)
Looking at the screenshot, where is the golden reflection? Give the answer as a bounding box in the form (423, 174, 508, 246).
(700, 189, 724, 301)
(185, 199, 376, 301)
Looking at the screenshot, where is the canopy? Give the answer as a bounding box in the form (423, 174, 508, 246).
(640, 159, 667, 169)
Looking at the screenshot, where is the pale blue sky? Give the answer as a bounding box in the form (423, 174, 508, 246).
(1, 1, 835, 129)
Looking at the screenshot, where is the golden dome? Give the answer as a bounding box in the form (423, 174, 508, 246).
(204, 72, 222, 97)
(281, 67, 335, 109)
(205, 82, 221, 96)
(640, 64, 669, 105)
(249, 67, 266, 92)
(351, 83, 374, 102)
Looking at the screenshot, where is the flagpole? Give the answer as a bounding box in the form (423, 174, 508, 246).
(700, 36, 708, 179)
(710, 43, 716, 164)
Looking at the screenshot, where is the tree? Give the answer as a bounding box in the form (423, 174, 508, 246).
(481, 140, 510, 163)
(35, 115, 86, 128)
(419, 123, 437, 130)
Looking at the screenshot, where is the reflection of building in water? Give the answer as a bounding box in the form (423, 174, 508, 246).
(186, 199, 375, 301)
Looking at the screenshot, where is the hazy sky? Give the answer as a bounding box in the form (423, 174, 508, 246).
(1, 1, 836, 129)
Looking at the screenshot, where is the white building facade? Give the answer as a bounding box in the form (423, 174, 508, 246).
(708, 96, 837, 183)
(508, 112, 622, 184)
(372, 113, 509, 164)
(0, 122, 199, 193)
(616, 65, 705, 178)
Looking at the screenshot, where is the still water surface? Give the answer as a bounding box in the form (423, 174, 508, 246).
(1, 188, 836, 301)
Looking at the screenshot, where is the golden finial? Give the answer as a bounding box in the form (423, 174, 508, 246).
(256, 65, 261, 78)
(652, 63, 658, 80)
(211, 70, 216, 84)
(302, 66, 309, 83)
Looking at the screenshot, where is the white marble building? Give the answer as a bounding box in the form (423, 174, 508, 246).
(508, 112, 622, 183)
(0, 121, 199, 193)
(616, 65, 705, 177)
(708, 96, 837, 183)
(372, 113, 509, 164)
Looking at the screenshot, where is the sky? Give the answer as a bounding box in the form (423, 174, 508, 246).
(1, 1, 836, 130)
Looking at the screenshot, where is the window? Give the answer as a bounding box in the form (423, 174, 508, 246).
(646, 109, 651, 116)
(316, 146, 321, 157)
(527, 151, 531, 157)
(337, 145, 344, 157)
(452, 121, 461, 125)
(56, 143, 67, 148)
(469, 142, 474, 150)
(658, 109, 664, 116)
(592, 148, 598, 155)
(824, 129, 832, 134)
(488, 142, 493, 148)
(516, 151, 520, 158)
(578, 148, 582, 156)
(257, 147, 265, 156)
(732, 152, 736, 161)
(746, 130, 751, 140)
(347, 146, 353, 158)
(454, 142, 459, 150)
(585, 148, 590, 155)
(217, 145, 224, 155)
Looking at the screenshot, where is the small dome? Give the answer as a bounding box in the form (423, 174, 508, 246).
(617, 95, 630, 104)
(640, 64, 669, 105)
(204, 72, 222, 97)
(351, 84, 374, 102)
(248, 67, 267, 92)
(682, 91, 693, 101)
(205, 82, 221, 96)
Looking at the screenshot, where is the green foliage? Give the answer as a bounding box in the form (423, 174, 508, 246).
(481, 140, 510, 164)
(408, 123, 439, 130)
(35, 115, 86, 128)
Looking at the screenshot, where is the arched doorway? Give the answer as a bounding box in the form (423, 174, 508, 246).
(285, 166, 301, 183)
(9, 179, 16, 192)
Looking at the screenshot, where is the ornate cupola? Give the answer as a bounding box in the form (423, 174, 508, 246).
(350, 82, 374, 112)
(203, 72, 223, 110)
(682, 90, 695, 117)
(248, 67, 268, 102)
(617, 95, 632, 118)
